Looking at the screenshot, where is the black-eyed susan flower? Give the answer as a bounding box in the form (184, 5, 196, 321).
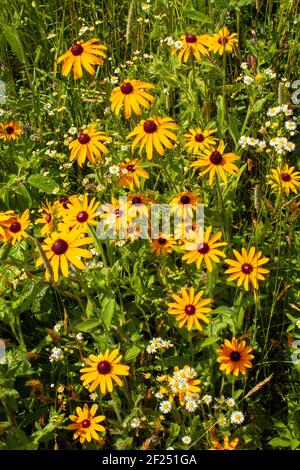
(210, 436, 239, 450)
(100, 196, 128, 234)
(61, 194, 98, 233)
(182, 226, 227, 272)
(209, 27, 238, 55)
(110, 79, 155, 119)
(152, 234, 176, 256)
(191, 141, 240, 185)
(126, 117, 178, 160)
(69, 125, 111, 167)
(225, 247, 269, 291)
(170, 192, 201, 217)
(57, 39, 107, 80)
(118, 158, 149, 189)
(80, 349, 130, 394)
(184, 128, 217, 153)
(0, 210, 14, 238)
(168, 287, 211, 331)
(54, 196, 72, 217)
(36, 229, 92, 282)
(267, 163, 300, 195)
(68, 403, 105, 444)
(217, 337, 254, 376)
(127, 192, 152, 211)
(0, 121, 22, 142)
(35, 201, 55, 236)
(172, 33, 210, 63)
(2, 209, 30, 244)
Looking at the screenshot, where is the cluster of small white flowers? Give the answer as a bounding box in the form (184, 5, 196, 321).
(173, 40, 183, 50)
(285, 120, 297, 133)
(264, 68, 276, 79)
(226, 398, 236, 408)
(53, 321, 64, 333)
(130, 417, 142, 429)
(161, 36, 174, 46)
(218, 416, 227, 427)
(230, 411, 245, 425)
(68, 126, 77, 135)
(182, 436, 191, 445)
(146, 337, 174, 354)
(240, 62, 248, 70)
(168, 366, 200, 405)
(159, 400, 172, 414)
(239, 135, 266, 151)
(185, 396, 200, 412)
(243, 76, 254, 85)
(269, 137, 295, 154)
(267, 104, 293, 118)
(110, 76, 119, 85)
(202, 394, 213, 405)
(78, 24, 97, 36)
(49, 347, 64, 363)
(109, 165, 120, 175)
(75, 332, 83, 342)
(115, 240, 127, 247)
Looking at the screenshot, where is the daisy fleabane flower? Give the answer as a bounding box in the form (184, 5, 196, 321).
(159, 401, 172, 414)
(230, 411, 245, 425)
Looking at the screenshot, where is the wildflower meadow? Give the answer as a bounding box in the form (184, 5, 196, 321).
(0, 0, 300, 453)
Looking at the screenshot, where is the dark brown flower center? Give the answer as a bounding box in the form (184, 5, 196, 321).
(195, 133, 205, 142)
(6, 126, 14, 135)
(120, 82, 133, 94)
(241, 263, 253, 274)
(180, 195, 191, 204)
(10, 221, 21, 233)
(115, 208, 123, 217)
(186, 34, 197, 43)
(230, 351, 241, 362)
(218, 36, 228, 45)
(81, 419, 91, 428)
(45, 214, 52, 223)
(158, 237, 167, 245)
(281, 172, 291, 182)
(126, 164, 135, 172)
(78, 133, 90, 145)
(185, 304, 195, 315)
(132, 197, 142, 205)
(71, 44, 84, 56)
(77, 211, 89, 223)
(143, 120, 157, 134)
(209, 151, 223, 165)
(197, 242, 209, 254)
(97, 360, 112, 374)
(52, 238, 68, 255)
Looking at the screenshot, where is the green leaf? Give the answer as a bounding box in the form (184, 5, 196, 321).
(102, 297, 115, 329)
(124, 344, 142, 363)
(0, 24, 25, 63)
(28, 174, 59, 194)
(75, 318, 101, 332)
(184, 9, 209, 23)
